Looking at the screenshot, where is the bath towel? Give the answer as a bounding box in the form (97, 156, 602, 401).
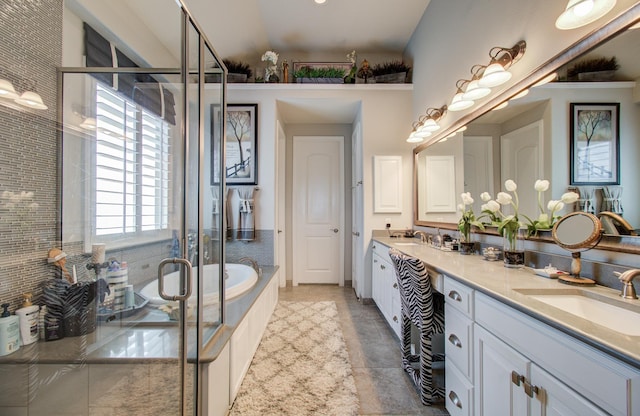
(211, 187, 220, 241)
(226, 188, 234, 240)
(236, 187, 255, 241)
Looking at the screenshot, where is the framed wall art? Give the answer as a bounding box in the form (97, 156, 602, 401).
(570, 102, 619, 185)
(211, 103, 258, 185)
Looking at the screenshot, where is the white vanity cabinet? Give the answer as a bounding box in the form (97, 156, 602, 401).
(371, 243, 402, 339)
(444, 276, 475, 416)
(442, 275, 640, 416)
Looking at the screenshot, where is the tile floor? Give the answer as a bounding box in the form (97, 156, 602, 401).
(279, 284, 450, 416)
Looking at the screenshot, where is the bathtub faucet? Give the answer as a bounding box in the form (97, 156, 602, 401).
(238, 257, 260, 274)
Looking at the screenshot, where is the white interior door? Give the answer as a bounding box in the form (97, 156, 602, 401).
(501, 120, 543, 220)
(276, 121, 286, 286)
(351, 123, 363, 297)
(464, 136, 494, 215)
(293, 136, 344, 285)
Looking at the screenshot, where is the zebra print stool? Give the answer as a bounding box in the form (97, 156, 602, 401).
(388, 248, 445, 405)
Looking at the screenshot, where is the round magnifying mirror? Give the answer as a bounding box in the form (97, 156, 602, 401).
(552, 212, 602, 286)
(552, 212, 602, 250)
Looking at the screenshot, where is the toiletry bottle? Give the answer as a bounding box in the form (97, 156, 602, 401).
(0, 303, 20, 356)
(15, 293, 40, 345)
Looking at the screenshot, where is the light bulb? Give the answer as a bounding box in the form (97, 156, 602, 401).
(462, 79, 491, 100)
(479, 63, 512, 87)
(555, 0, 616, 30)
(448, 92, 474, 111)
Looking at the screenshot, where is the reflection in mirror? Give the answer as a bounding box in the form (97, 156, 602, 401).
(552, 212, 602, 285)
(415, 17, 640, 241)
(599, 211, 638, 235)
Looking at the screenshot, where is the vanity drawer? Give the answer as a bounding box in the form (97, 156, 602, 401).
(445, 304, 473, 380)
(446, 363, 473, 416)
(371, 242, 390, 259)
(444, 276, 474, 318)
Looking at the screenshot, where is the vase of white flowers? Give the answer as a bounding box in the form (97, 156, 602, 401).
(524, 179, 580, 237)
(483, 180, 525, 268)
(261, 50, 279, 83)
(457, 192, 484, 255)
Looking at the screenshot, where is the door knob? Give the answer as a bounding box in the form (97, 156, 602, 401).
(330, 228, 339, 233)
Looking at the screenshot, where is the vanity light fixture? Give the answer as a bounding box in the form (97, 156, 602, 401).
(533, 72, 558, 87)
(15, 90, 48, 110)
(0, 79, 19, 100)
(462, 66, 492, 100)
(478, 41, 526, 88)
(419, 106, 447, 132)
(492, 101, 509, 111)
(314, 0, 327, 4)
(510, 88, 529, 100)
(79, 117, 97, 130)
(449, 81, 475, 111)
(555, 0, 616, 30)
(407, 122, 432, 143)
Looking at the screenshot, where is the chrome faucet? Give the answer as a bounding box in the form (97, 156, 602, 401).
(413, 230, 428, 243)
(615, 270, 639, 299)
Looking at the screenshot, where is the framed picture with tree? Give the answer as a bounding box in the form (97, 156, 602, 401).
(211, 103, 258, 185)
(570, 102, 619, 185)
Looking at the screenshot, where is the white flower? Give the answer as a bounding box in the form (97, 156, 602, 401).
(537, 213, 549, 223)
(534, 179, 549, 192)
(480, 192, 492, 202)
(261, 51, 278, 65)
(548, 200, 564, 212)
(486, 200, 501, 212)
(460, 192, 474, 206)
(347, 50, 356, 64)
(496, 192, 512, 205)
(505, 179, 517, 192)
(561, 192, 579, 204)
(458, 203, 465, 212)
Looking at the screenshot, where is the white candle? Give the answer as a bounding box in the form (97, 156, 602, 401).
(91, 243, 106, 264)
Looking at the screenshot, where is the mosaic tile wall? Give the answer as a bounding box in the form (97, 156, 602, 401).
(0, 0, 63, 311)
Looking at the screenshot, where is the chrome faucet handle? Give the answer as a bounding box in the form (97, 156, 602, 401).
(614, 270, 639, 300)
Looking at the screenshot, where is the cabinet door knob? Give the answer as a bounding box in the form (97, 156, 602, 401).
(392, 315, 398, 322)
(448, 290, 462, 302)
(380, 264, 386, 270)
(448, 391, 462, 409)
(448, 334, 462, 348)
(393, 282, 398, 289)
(523, 380, 540, 398)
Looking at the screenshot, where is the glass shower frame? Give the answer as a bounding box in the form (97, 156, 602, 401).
(54, 3, 227, 415)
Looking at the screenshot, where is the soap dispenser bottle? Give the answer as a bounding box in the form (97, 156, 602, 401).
(0, 303, 20, 356)
(15, 293, 40, 345)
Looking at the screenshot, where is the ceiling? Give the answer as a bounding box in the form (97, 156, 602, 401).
(182, 0, 432, 59)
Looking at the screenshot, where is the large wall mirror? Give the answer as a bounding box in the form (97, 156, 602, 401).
(414, 7, 640, 254)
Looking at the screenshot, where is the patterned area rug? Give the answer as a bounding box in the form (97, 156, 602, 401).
(230, 301, 359, 416)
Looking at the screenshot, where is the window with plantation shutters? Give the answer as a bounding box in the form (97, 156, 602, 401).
(93, 83, 170, 240)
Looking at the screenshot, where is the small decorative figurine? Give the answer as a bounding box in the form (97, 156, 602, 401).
(357, 59, 373, 84)
(47, 248, 73, 283)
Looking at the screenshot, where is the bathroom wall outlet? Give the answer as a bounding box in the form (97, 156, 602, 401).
(385, 218, 391, 229)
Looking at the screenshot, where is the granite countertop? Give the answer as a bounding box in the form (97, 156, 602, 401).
(0, 267, 278, 364)
(373, 237, 640, 369)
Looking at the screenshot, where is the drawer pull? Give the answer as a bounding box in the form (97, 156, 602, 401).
(393, 282, 398, 289)
(448, 334, 462, 348)
(448, 290, 462, 302)
(448, 390, 462, 409)
(374, 259, 378, 263)
(511, 370, 524, 386)
(523, 380, 539, 398)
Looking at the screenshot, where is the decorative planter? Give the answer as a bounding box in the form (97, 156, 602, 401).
(577, 70, 615, 82)
(503, 228, 525, 269)
(459, 242, 475, 255)
(227, 73, 248, 83)
(374, 72, 407, 83)
(296, 78, 344, 84)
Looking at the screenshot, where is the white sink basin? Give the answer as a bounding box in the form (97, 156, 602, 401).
(514, 288, 640, 336)
(394, 242, 419, 246)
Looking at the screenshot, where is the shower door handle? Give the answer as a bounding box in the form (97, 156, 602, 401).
(158, 258, 193, 301)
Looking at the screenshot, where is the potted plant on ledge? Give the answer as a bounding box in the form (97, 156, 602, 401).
(223, 59, 253, 83)
(371, 60, 411, 83)
(293, 66, 347, 84)
(457, 192, 484, 255)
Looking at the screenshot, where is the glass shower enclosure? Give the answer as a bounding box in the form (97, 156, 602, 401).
(27, 1, 224, 414)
